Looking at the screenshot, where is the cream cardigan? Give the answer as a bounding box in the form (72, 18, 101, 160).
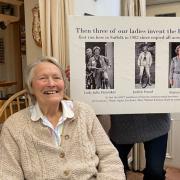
(0, 101, 125, 180)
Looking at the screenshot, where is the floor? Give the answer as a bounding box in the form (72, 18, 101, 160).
(166, 167, 180, 180)
(127, 167, 180, 180)
(127, 171, 143, 180)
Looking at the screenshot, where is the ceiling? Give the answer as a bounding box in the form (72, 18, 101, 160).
(147, 0, 180, 5)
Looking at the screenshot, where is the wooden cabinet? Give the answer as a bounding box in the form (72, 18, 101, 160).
(0, 0, 23, 23)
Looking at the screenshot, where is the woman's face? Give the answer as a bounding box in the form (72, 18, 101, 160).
(143, 46, 148, 52)
(86, 49, 92, 57)
(31, 62, 64, 106)
(94, 49, 100, 55)
(177, 48, 180, 55)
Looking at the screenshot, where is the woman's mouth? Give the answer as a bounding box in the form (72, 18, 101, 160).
(43, 90, 58, 95)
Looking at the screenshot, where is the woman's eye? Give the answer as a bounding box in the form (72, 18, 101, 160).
(39, 77, 46, 80)
(38, 77, 48, 81)
(54, 76, 62, 80)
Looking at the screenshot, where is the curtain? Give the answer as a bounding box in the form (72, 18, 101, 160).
(123, 0, 146, 16)
(38, 0, 74, 69)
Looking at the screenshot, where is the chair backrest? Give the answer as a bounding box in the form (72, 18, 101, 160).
(0, 89, 70, 124)
(0, 89, 30, 123)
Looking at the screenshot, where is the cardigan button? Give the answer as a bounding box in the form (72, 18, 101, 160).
(59, 152, 65, 158)
(65, 135, 70, 140)
(64, 170, 70, 176)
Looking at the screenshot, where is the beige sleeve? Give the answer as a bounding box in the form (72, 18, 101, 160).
(91, 113, 125, 180)
(0, 123, 24, 180)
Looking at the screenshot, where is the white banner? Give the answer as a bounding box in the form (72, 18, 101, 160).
(69, 16, 180, 114)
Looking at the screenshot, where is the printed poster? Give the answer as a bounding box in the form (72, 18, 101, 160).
(69, 16, 180, 114)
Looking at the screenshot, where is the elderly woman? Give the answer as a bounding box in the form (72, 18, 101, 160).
(0, 57, 125, 180)
(169, 45, 180, 88)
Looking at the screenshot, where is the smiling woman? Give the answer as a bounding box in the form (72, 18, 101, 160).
(0, 56, 125, 180)
(25, 57, 65, 105)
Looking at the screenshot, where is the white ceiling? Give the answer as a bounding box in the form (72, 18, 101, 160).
(147, 0, 180, 5)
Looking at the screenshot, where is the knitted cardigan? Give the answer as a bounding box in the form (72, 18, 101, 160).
(109, 113, 171, 144)
(0, 101, 125, 180)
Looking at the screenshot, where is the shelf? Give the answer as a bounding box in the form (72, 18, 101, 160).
(0, 14, 19, 22)
(0, 0, 23, 23)
(0, 0, 22, 6)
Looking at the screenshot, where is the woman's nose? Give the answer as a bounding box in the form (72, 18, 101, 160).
(47, 77, 55, 85)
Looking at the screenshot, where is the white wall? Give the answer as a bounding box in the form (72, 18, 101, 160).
(166, 118, 180, 168)
(147, 2, 180, 16)
(74, 0, 120, 16)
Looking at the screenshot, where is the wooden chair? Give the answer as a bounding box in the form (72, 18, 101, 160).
(0, 89, 30, 123)
(0, 89, 70, 124)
